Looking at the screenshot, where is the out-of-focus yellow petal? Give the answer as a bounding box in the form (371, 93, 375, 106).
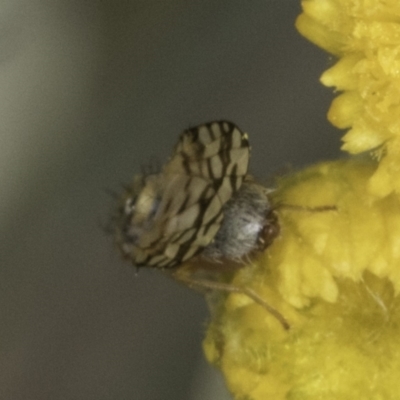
(296, 0, 400, 197)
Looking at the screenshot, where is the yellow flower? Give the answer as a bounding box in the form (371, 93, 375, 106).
(204, 160, 400, 399)
(296, 0, 400, 197)
(202, 1, 400, 398)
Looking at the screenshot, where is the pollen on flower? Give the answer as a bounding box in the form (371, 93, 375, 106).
(296, 0, 400, 197)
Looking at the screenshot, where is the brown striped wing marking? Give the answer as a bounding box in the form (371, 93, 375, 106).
(117, 121, 250, 269)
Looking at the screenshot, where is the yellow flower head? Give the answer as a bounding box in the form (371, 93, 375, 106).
(296, 0, 400, 197)
(204, 160, 400, 399)
(202, 1, 400, 399)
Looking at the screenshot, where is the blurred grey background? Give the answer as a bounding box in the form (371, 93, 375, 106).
(0, 1, 341, 399)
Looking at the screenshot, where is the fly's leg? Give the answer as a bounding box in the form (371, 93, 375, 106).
(172, 271, 290, 330)
(277, 204, 337, 213)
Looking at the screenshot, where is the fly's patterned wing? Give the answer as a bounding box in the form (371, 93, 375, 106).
(115, 121, 250, 268)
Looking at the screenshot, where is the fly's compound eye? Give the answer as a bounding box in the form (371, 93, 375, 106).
(123, 196, 135, 216)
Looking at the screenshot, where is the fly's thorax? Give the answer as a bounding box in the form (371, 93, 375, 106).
(202, 180, 278, 261)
